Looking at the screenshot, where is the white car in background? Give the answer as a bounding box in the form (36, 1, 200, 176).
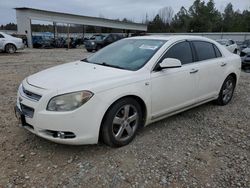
(0, 32, 24, 53)
(15, 36, 241, 147)
(216, 39, 239, 54)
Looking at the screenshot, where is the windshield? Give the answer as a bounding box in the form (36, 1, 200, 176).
(85, 39, 166, 71)
(90, 35, 105, 41)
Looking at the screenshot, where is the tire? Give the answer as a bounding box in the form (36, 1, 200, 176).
(216, 75, 236, 106)
(86, 49, 93, 52)
(101, 98, 143, 147)
(5, 44, 16, 54)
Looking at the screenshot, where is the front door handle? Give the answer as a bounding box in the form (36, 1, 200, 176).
(190, 68, 199, 74)
(221, 62, 227, 67)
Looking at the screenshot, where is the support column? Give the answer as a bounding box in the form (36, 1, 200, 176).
(53, 22, 57, 40)
(16, 10, 33, 48)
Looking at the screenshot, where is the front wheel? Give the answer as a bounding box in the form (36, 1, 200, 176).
(5, 44, 16, 54)
(101, 98, 143, 147)
(216, 75, 236, 106)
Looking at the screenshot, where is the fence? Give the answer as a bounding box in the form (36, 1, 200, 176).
(1, 30, 250, 42)
(149, 32, 250, 42)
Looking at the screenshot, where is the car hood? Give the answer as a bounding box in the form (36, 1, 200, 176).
(87, 39, 103, 43)
(27, 61, 132, 91)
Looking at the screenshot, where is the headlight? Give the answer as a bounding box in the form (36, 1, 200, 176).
(91, 42, 95, 45)
(47, 91, 93, 111)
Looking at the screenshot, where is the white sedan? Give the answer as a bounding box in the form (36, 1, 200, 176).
(15, 36, 241, 147)
(0, 32, 24, 53)
(216, 39, 239, 54)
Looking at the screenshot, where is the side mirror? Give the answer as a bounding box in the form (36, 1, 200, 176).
(159, 58, 182, 70)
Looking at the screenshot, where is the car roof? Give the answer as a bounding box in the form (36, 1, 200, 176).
(128, 35, 216, 43)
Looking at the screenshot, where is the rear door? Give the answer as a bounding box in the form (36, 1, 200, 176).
(191, 41, 223, 101)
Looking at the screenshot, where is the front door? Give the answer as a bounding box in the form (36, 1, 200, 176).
(150, 41, 198, 120)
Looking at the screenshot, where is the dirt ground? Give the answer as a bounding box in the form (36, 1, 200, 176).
(0, 48, 249, 188)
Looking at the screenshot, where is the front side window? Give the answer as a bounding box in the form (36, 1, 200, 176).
(192, 41, 216, 61)
(85, 39, 166, 71)
(105, 35, 114, 43)
(161, 41, 193, 65)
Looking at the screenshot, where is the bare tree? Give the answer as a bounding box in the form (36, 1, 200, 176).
(158, 6, 174, 24)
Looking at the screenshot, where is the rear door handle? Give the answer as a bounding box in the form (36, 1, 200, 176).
(221, 62, 227, 67)
(190, 68, 199, 74)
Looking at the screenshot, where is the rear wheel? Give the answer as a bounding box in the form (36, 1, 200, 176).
(5, 44, 16, 54)
(101, 98, 143, 147)
(216, 75, 236, 106)
(86, 49, 93, 52)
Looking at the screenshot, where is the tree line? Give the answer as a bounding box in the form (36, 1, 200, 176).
(147, 0, 250, 33)
(1, 0, 249, 33)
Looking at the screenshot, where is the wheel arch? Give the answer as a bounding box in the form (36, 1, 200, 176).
(98, 94, 148, 142)
(4, 43, 17, 51)
(228, 72, 237, 84)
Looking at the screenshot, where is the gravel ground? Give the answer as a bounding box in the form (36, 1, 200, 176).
(0, 48, 249, 188)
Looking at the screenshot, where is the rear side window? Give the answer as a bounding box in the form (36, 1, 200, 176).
(192, 41, 216, 61)
(0, 34, 4, 38)
(162, 41, 193, 65)
(213, 45, 222, 57)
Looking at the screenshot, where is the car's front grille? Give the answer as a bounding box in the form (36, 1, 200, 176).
(20, 104, 34, 118)
(22, 86, 42, 101)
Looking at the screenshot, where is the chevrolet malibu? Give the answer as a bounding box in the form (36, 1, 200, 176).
(15, 36, 241, 147)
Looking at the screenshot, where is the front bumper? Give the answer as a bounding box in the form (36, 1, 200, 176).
(16, 43, 25, 50)
(15, 81, 104, 145)
(85, 43, 96, 50)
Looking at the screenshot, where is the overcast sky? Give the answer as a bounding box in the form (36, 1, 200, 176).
(0, 0, 249, 25)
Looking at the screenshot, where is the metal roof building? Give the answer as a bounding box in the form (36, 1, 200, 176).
(15, 7, 147, 47)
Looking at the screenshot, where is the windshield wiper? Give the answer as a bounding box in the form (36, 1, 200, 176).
(98, 62, 125, 70)
(81, 60, 126, 70)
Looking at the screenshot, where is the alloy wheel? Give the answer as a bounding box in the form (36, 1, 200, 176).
(112, 104, 139, 142)
(222, 79, 234, 103)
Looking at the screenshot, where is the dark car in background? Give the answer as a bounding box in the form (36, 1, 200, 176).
(32, 36, 54, 48)
(85, 34, 123, 52)
(239, 40, 250, 69)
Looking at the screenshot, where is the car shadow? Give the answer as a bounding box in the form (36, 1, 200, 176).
(0, 51, 26, 56)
